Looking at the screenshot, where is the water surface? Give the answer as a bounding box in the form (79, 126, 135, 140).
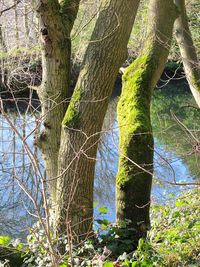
(0, 81, 199, 237)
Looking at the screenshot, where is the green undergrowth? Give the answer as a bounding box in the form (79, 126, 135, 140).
(0, 189, 199, 266)
(164, 61, 183, 73)
(0, 46, 41, 60)
(149, 188, 200, 267)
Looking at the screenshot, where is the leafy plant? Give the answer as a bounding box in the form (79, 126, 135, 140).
(150, 189, 200, 266)
(0, 236, 11, 246)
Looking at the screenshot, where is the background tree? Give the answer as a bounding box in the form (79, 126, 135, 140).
(174, 0, 200, 107)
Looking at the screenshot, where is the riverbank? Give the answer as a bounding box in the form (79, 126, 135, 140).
(0, 48, 184, 96)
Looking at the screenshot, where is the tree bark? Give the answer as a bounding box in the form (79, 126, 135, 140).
(34, 0, 80, 203)
(174, 0, 200, 108)
(0, 24, 7, 87)
(23, 0, 31, 46)
(14, 0, 20, 48)
(116, 0, 178, 237)
(56, 0, 141, 242)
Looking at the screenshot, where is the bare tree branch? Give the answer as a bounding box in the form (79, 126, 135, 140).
(0, 0, 21, 16)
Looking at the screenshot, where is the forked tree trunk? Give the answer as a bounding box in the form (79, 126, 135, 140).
(34, 0, 80, 203)
(116, 0, 178, 237)
(56, 0, 141, 241)
(174, 0, 200, 107)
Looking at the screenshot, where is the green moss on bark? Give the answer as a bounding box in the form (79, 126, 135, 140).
(117, 55, 153, 186)
(62, 87, 82, 128)
(116, 53, 154, 232)
(116, 0, 177, 238)
(191, 71, 200, 92)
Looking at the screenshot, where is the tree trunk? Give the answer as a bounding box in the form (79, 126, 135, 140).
(116, 0, 178, 237)
(174, 0, 200, 107)
(23, 0, 31, 46)
(0, 24, 7, 87)
(14, 0, 20, 48)
(34, 0, 80, 203)
(56, 0, 141, 242)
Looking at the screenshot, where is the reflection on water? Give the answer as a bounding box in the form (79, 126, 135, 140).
(0, 81, 199, 237)
(152, 82, 200, 201)
(0, 109, 42, 238)
(95, 81, 200, 222)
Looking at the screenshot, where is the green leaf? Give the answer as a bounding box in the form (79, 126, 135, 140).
(175, 200, 185, 207)
(98, 207, 108, 214)
(103, 262, 114, 267)
(132, 262, 138, 267)
(96, 219, 110, 226)
(17, 243, 24, 250)
(138, 238, 144, 250)
(122, 263, 129, 266)
(141, 260, 149, 266)
(0, 236, 11, 246)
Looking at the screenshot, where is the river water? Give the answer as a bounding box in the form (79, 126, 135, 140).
(0, 80, 199, 238)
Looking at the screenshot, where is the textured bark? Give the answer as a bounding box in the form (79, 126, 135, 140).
(34, 0, 80, 203)
(174, 0, 200, 107)
(23, 1, 31, 45)
(56, 0, 141, 241)
(116, 0, 178, 237)
(14, 0, 19, 48)
(0, 24, 7, 86)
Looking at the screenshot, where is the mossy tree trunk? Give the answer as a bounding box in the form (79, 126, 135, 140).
(116, 0, 178, 237)
(174, 0, 200, 108)
(55, 0, 141, 241)
(34, 0, 80, 203)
